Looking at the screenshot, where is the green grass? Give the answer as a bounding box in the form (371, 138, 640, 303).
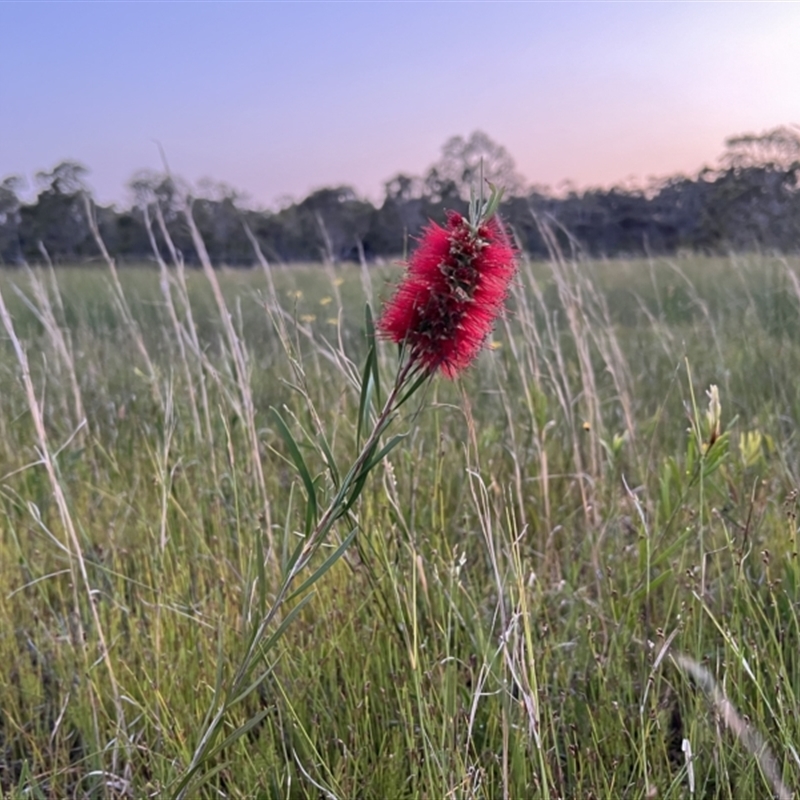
(1, 251, 799, 798)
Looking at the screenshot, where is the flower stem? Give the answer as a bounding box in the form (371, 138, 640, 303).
(175, 354, 422, 799)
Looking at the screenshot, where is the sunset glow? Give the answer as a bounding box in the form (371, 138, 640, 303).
(2, 2, 798, 207)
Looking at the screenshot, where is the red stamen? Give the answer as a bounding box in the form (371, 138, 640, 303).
(378, 212, 517, 378)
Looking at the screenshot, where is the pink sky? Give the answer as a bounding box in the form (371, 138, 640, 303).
(2, 2, 798, 208)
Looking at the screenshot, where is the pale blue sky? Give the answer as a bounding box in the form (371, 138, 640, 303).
(2, 2, 798, 208)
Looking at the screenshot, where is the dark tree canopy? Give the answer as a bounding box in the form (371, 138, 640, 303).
(2, 126, 799, 267)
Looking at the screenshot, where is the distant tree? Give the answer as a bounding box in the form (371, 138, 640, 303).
(721, 125, 800, 170)
(19, 160, 92, 261)
(0, 176, 22, 263)
(190, 181, 251, 264)
(112, 208, 151, 261)
(128, 170, 185, 222)
(425, 131, 526, 200)
(366, 173, 428, 255)
(5, 123, 800, 269)
(698, 165, 800, 252)
(702, 125, 800, 251)
(127, 170, 194, 262)
(383, 173, 423, 203)
(649, 175, 709, 252)
(422, 167, 463, 206)
(36, 160, 89, 195)
(292, 186, 373, 262)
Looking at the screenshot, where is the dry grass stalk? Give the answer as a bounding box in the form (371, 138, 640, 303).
(528, 216, 598, 528)
(244, 222, 351, 485)
(13, 261, 85, 428)
(151, 202, 218, 480)
(184, 202, 273, 541)
(142, 204, 203, 442)
(673, 653, 792, 800)
(83, 193, 163, 407)
(0, 283, 131, 779)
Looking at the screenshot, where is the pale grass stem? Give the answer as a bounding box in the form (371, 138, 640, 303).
(184, 201, 273, 543)
(0, 284, 132, 782)
(462, 388, 550, 800)
(83, 193, 163, 409)
(244, 222, 352, 479)
(142, 204, 203, 443)
(151, 201, 242, 422)
(12, 262, 85, 429)
(543, 230, 601, 483)
(151, 201, 217, 476)
(673, 653, 792, 800)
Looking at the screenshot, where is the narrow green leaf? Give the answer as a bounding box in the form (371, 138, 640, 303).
(364, 301, 376, 341)
(287, 527, 357, 603)
(256, 532, 267, 619)
(202, 627, 227, 733)
(357, 344, 376, 447)
(650, 526, 692, 567)
(180, 761, 231, 795)
(280, 482, 296, 572)
(343, 434, 406, 513)
(482, 182, 505, 221)
(228, 658, 278, 709)
(343, 472, 371, 514)
(337, 410, 395, 493)
(210, 709, 272, 757)
(304, 499, 316, 540)
(396, 369, 429, 409)
(340, 440, 379, 512)
(261, 592, 315, 654)
(270, 407, 317, 529)
(365, 303, 382, 406)
(361, 433, 407, 474)
(629, 569, 672, 604)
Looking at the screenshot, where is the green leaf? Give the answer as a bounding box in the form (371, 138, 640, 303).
(651, 525, 693, 567)
(270, 407, 318, 532)
(303, 497, 316, 541)
(343, 433, 406, 513)
(365, 303, 382, 407)
(202, 627, 227, 733)
(287, 527, 357, 602)
(357, 344, 376, 448)
(364, 301, 376, 342)
(341, 443, 378, 514)
(361, 433, 407, 475)
(396, 369, 429, 409)
(343, 475, 369, 514)
(701, 432, 730, 478)
(255, 528, 267, 619)
(280, 483, 296, 572)
(629, 568, 673, 604)
(173, 754, 245, 799)
(261, 592, 315, 654)
(482, 182, 505, 221)
(210, 709, 272, 757)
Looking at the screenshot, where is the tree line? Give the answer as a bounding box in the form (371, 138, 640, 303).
(1, 127, 799, 267)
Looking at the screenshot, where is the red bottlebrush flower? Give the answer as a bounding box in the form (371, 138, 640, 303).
(378, 210, 517, 378)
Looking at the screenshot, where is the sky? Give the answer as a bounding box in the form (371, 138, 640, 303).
(2, 1, 799, 209)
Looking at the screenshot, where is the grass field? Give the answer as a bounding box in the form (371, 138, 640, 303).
(1, 247, 800, 798)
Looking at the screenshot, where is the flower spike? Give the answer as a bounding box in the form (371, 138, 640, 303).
(378, 191, 517, 378)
